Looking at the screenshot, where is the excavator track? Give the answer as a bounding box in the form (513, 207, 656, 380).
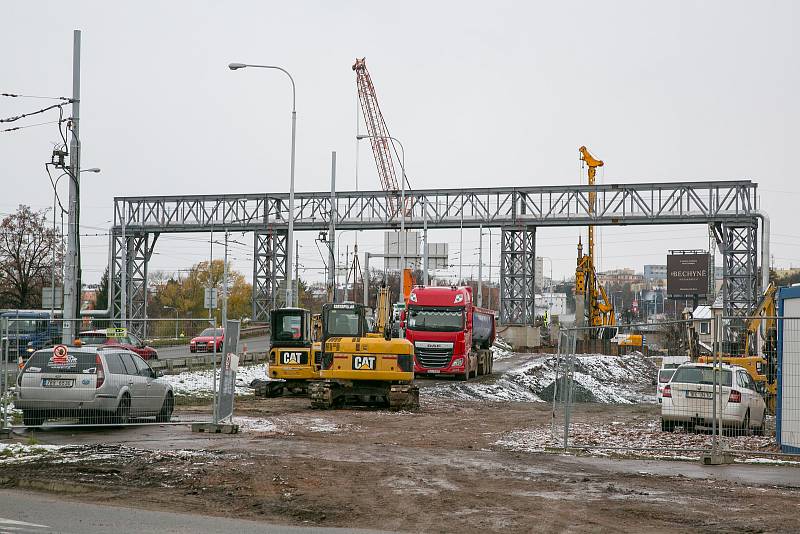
(388, 384, 420, 411)
(309, 381, 336, 409)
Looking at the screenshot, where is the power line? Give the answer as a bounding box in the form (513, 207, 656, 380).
(1, 93, 71, 101)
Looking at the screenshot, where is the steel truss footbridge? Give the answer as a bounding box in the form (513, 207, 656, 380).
(111, 180, 765, 337)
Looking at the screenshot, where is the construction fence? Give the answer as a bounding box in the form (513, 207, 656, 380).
(0, 317, 268, 430)
(549, 316, 799, 460)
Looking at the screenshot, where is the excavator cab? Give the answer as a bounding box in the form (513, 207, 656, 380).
(254, 308, 321, 397)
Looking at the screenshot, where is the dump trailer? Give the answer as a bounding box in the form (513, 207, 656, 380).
(309, 302, 419, 410)
(254, 307, 321, 397)
(405, 286, 496, 380)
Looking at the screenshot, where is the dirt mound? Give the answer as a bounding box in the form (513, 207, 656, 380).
(537, 377, 597, 403)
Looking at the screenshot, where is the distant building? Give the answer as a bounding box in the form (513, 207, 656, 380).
(643, 264, 667, 282)
(774, 267, 800, 279)
(535, 292, 568, 317)
(597, 268, 643, 287)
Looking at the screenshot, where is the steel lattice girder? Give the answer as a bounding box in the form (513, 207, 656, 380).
(720, 222, 759, 322)
(500, 227, 536, 325)
(111, 232, 158, 337)
(113, 181, 758, 232)
(111, 181, 761, 324)
(252, 230, 287, 322)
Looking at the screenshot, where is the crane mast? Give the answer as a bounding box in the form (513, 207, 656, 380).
(576, 146, 615, 336)
(353, 58, 405, 216)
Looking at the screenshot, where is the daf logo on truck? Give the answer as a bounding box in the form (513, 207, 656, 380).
(353, 356, 376, 370)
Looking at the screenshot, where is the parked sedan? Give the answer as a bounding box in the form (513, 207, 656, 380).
(78, 330, 159, 360)
(15, 345, 174, 426)
(190, 328, 224, 353)
(661, 363, 767, 435)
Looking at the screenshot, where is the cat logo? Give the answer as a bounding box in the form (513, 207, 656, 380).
(352, 355, 376, 370)
(281, 351, 304, 365)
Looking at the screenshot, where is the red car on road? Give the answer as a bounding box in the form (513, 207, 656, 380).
(190, 328, 225, 353)
(78, 330, 159, 360)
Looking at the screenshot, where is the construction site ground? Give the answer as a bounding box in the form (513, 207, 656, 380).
(3, 352, 799, 533)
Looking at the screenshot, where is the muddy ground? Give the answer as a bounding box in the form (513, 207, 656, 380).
(3, 354, 800, 533)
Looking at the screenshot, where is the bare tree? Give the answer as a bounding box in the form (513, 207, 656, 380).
(0, 205, 63, 309)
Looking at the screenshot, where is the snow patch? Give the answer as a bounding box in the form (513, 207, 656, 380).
(163, 364, 268, 397)
(424, 352, 657, 404)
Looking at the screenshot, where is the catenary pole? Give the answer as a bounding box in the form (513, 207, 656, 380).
(62, 29, 81, 343)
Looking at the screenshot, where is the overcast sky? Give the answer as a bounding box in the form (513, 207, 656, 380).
(1, 1, 798, 286)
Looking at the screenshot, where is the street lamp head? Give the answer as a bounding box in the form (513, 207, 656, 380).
(82, 167, 101, 173)
(228, 62, 247, 70)
(356, 134, 370, 140)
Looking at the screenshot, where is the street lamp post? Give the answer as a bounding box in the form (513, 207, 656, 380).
(50, 167, 100, 317)
(229, 62, 297, 307)
(163, 305, 178, 340)
(356, 134, 406, 303)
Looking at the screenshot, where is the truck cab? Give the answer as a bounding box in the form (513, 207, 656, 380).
(0, 310, 60, 362)
(405, 286, 496, 380)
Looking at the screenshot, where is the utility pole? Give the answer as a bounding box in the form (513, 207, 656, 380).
(62, 29, 81, 343)
(329, 151, 337, 302)
(488, 230, 493, 310)
(295, 239, 300, 307)
(423, 197, 429, 286)
(222, 231, 229, 324)
(477, 226, 483, 307)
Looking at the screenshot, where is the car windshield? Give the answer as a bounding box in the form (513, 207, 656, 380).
(672, 366, 732, 387)
(199, 328, 223, 337)
(78, 333, 109, 345)
(658, 369, 675, 383)
(24, 350, 98, 374)
(407, 307, 464, 332)
(327, 309, 361, 337)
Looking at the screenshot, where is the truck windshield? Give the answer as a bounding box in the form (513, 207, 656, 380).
(7, 319, 41, 334)
(407, 307, 464, 332)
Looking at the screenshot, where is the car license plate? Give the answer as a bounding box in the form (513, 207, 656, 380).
(686, 390, 713, 399)
(427, 369, 440, 374)
(42, 379, 74, 388)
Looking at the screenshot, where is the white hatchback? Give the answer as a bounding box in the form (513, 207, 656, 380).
(661, 363, 767, 435)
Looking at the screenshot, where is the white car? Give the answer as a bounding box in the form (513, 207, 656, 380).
(656, 367, 676, 403)
(661, 363, 766, 435)
(15, 345, 174, 426)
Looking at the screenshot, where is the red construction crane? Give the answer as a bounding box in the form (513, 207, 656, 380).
(353, 58, 407, 215)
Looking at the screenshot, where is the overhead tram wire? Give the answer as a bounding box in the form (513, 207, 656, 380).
(1, 93, 72, 101)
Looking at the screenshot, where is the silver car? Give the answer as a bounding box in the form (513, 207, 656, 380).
(15, 345, 174, 426)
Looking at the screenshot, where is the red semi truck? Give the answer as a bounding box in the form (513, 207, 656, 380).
(405, 286, 496, 380)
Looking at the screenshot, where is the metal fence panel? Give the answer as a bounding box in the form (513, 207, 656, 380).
(0, 317, 268, 430)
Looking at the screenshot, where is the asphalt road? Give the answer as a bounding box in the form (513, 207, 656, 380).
(0, 490, 391, 534)
(155, 334, 270, 360)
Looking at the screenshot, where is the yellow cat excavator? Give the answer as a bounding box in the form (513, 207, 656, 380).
(254, 307, 322, 397)
(308, 301, 419, 410)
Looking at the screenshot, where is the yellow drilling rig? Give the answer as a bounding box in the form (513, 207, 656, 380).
(575, 146, 616, 337)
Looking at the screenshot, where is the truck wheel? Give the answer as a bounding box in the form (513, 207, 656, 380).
(459, 370, 469, 381)
(660, 419, 674, 432)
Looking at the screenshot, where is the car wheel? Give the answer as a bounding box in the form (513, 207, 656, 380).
(156, 392, 174, 423)
(22, 410, 45, 427)
(661, 419, 674, 432)
(115, 394, 131, 425)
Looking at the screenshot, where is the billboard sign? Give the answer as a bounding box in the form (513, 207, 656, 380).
(667, 253, 710, 297)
